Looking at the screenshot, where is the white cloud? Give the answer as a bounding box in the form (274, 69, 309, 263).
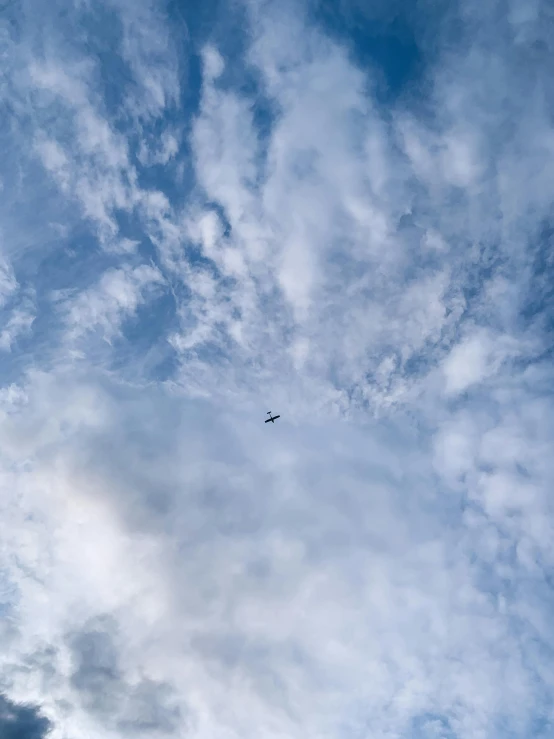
(442, 329, 520, 396)
(0, 304, 35, 351)
(138, 130, 180, 168)
(112, 0, 181, 119)
(65, 264, 164, 342)
(201, 46, 225, 82)
(0, 370, 547, 739)
(440, 129, 483, 188)
(0, 256, 18, 307)
(33, 139, 72, 193)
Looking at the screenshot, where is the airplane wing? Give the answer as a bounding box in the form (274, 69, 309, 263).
(273, 415, 280, 420)
(265, 418, 272, 423)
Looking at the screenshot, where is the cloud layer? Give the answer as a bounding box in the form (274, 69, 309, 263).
(1, 0, 554, 738)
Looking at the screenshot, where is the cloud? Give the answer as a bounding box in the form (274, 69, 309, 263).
(441, 328, 520, 397)
(0, 257, 18, 308)
(0, 0, 554, 738)
(0, 303, 36, 352)
(63, 263, 165, 342)
(137, 130, 180, 168)
(110, 0, 181, 119)
(67, 615, 183, 734)
(0, 250, 35, 353)
(0, 366, 552, 739)
(29, 61, 138, 244)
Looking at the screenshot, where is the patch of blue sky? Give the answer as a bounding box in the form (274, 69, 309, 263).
(0, 151, 73, 268)
(21, 235, 113, 334)
(111, 290, 180, 382)
(180, 335, 238, 372)
(133, 138, 192, 205)
(519, 224, 554, 335)
(529, 717, 554, 739)
(308, 0, 430, 105)
(33, 228, 113, 291)
(0, 325, 43, 388)
(410, 713, 456, 739)
(111, 208, 167, 270)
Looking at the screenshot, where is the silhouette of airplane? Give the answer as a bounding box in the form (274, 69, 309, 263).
(265, 411, 280, 424)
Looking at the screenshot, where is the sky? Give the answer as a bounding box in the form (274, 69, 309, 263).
(0, 0, 554, 737)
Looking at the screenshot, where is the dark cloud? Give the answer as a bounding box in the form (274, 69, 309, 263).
(68, 615, 183, 735)
(117, 680, 183, 736)
(0, 694, 51, 739)
(68, 616, 122, 718)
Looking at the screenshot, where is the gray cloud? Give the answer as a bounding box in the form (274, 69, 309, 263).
(69, 617, 122, 719)
(68, 614, 183, 735)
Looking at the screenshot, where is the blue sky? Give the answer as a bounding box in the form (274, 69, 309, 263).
(1, 0, 554, 737)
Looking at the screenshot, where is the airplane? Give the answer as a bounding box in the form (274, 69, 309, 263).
(265, 411, 280, 424)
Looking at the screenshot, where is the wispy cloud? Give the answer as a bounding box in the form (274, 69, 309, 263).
(64, 263, 165, 342)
